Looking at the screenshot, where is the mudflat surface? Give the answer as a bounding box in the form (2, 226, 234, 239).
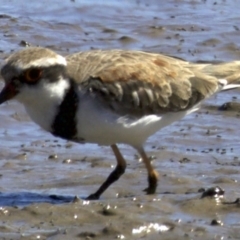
(1, 0, 240, 239)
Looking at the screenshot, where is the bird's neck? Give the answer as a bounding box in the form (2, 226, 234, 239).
(21, 77, 78, 137)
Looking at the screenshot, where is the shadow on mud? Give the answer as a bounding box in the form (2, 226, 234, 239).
(0, 192, 74, 206)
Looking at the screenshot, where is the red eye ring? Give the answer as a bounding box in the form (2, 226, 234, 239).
(24, 68, 42, 83)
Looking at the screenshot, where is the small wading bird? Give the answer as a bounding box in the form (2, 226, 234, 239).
(0, 47, 240, 200)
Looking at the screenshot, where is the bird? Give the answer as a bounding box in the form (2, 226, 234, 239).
(0, 47, 240, 200)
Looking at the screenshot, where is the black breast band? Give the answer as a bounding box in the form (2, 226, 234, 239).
(51, 80, 78, 140)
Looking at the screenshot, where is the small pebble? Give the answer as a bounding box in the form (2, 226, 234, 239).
(200, 186, 224, 198)
(48, 154, 58, 159)
(62, 159, 72, 164)
(210, 219, 223, 226)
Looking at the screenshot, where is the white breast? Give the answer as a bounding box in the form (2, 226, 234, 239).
(76, 94, 199, 147)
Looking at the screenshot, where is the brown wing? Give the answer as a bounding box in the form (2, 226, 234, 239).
(66, 50, 219, 114)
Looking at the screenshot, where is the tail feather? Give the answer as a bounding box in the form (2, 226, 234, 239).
(191, 61, 240, 91)
(199, 61, 240, 79)
(191, 60, 240, 81)
(225, 72, 240, 85)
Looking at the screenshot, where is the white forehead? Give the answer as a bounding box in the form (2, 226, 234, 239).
(13, 54, 67, 70)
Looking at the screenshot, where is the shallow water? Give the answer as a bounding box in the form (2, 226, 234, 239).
(1, 0, 240, 239)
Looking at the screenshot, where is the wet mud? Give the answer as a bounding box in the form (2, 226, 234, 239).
(1, 0, 240, 239)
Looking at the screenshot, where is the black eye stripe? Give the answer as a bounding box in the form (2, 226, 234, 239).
(18, 64, 67, 84)
(43, 65, 68, 82)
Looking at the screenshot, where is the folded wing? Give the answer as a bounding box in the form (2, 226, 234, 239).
(66, 50, 224, 115)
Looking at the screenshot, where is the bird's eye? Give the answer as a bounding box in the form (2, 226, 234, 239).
(24, 68, 42, 83)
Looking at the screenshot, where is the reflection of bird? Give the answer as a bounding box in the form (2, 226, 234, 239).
(1, 47, 240, 199)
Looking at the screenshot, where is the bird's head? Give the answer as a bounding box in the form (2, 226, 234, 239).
(0, 47, 68, 105)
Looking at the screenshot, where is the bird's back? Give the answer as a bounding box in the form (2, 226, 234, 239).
(65, 49, 234, 115)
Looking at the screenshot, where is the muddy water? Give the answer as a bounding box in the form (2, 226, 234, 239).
(1, 0, 240, 239)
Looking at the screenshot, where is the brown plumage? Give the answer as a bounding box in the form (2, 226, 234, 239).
(66, 49, 240, 115)
(1, 47, 240, 199)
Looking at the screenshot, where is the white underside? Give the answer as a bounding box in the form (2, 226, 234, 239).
(76, 94, 200, 147)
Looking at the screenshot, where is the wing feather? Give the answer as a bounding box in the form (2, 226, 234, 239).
(66, 50, 220, 114)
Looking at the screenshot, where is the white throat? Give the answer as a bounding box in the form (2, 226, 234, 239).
(16, 77, 70, 132)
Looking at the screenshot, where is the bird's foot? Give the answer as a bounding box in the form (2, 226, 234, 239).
(143, 186, 156, 194)
(143, 171, 158, 194)
(85, 193, 100, 200)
